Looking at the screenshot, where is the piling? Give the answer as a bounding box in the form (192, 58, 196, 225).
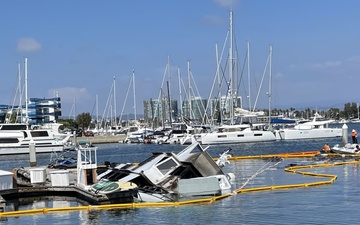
(29, 140, 36, 167)
(342, 123, 348, 146)
(73, 131, 77, 146)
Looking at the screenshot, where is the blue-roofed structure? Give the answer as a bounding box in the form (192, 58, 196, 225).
(0, 97, 62, 124)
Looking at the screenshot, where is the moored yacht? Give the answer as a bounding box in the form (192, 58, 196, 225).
(274, 113, 342, 140)
(123, 126, 154, 143)
(200, 113, 276, 145)
(0, 128, 70, 155)
(201, 124, 276, 145)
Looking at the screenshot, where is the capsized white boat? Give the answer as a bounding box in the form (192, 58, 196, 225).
(92, 142, 235, 202)
(331, 143, 360, 154)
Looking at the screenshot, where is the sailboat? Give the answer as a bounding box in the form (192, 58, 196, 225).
(200, 11, 276, 145)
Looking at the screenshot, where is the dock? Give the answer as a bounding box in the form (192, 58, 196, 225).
(0, 165, 136, 208)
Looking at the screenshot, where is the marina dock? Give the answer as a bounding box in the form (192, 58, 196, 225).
(1, 164, 136, 208)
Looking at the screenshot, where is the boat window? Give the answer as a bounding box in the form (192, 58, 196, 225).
(129, 127, 138, 132)
(254, 133, 263, 136)
(172, 130, 187, 134)
(217, 135, 227, 138)
(156, 158, 178, 175)
(34, 142, 53, 146)
(30, 131, 49, 137)
(1, 124, 27, 130)
(226, 128, 241, 132)
(0, 138, 19, 143)
(172, 123, 187, 130)
(237, 134, 244, 137)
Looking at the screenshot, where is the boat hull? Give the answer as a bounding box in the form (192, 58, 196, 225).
(331, 144, 360, 154)
(0, 144, 64, 155)
(275, 128, 342, 140)
(201, 130, 276, 145)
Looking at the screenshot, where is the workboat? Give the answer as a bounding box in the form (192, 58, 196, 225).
(91, 142, 235, 202)
(331, 143, 360, 154)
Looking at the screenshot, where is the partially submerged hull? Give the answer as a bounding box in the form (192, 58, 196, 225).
(201, 130, 276, 145)
(331, 144, 360, 154)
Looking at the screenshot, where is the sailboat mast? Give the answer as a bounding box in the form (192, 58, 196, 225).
(74, 98, 76, 120)
(113, 76, 116, 127)
(268, 45, 273, 125)
(24, 57, 28, 125)
(247, 41, 252, 111)
(167, 81, 172, 125)
(96, 94, 99, 130)
(187, 60, 192, 120)
(132, 69, 137, 121)
(161, 89, 165, 128)
(167, 56, 172, 123)
(18, 62, 22, 123)
(178, 67, 183, 121)
(215, 43, 222, 125)
(229, 11, 234, 125)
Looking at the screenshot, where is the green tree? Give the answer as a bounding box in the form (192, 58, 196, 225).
(9, 113, 17, 123)
(58, 118, 77, 131)
(76, 112, 92, 131)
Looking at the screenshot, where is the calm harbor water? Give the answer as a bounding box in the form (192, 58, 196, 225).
(0, 122, 359, 225)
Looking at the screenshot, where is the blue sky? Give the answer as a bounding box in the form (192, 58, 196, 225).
(1, 0, 360, 119)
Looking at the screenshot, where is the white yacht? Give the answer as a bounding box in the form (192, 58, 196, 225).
(201, 123, 276, 145)
(0, 128, 70, 155)
(123, 126, 154, 143)
(274, 113, 342, 140)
